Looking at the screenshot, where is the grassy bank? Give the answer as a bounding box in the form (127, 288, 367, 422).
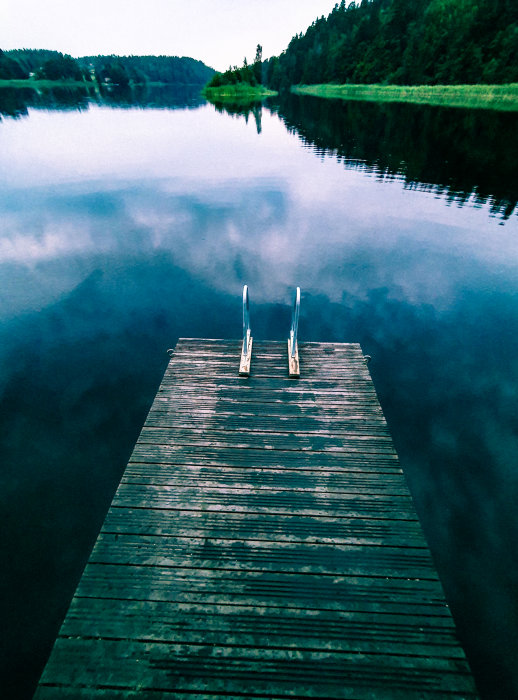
(0, 78, 90, 89)
(293, 83, 518, 111)
(204, 84, 277, 101)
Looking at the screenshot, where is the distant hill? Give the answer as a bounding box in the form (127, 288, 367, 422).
(264, 0, 518, 89)
(78, 55, 215, 86)
(1, 50, 214, 86)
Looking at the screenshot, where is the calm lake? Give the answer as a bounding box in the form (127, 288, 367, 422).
(1, 85, 517, 699)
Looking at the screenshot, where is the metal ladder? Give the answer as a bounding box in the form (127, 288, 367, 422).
(238, 285, 300, 378)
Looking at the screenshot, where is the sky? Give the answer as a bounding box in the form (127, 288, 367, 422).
(1, 0, 338, 71)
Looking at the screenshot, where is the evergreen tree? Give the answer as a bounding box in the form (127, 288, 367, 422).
(80, 55, 214, 86)
(254, 44, 263, 83)
(264, 0, 518, 88)
(0, 50, 28, 79)
(206, 46, 266, 89)
(36, 54, 83, 81)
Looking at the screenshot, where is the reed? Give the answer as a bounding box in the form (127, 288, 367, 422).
(293, 83, 518, 111)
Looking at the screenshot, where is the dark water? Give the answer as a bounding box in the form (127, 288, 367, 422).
(1, 85, 518, 699)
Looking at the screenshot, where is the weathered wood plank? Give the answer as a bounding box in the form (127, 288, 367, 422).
(129, 443, 401, 469)
(112, 486, 417, 520)
(60, 597, 465, 658)
(128, 460, 402, 479)
(74, 564, 454, 616)
(102, 507, 425, 546)
(145, 413, 392, 437)
(37, 638, 476, 698)
(149, 399, 385, 418)
(89, 532, 435, 580)
(120, 464, 409, 493)
(35, 339, 477, 699)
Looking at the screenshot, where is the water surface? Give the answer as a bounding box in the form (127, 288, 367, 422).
(1, 86, 518, 699)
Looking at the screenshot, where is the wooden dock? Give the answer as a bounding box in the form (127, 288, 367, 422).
(35, 339, 477, 699)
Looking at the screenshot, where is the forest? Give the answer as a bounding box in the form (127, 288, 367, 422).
(206, 46, 263, 88)
(78, 55, 214, 86)
(264, 0, 518, 89)
(0, 49, 214, 86)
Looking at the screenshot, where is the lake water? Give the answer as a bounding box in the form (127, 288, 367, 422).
(1, 85, 517, 699)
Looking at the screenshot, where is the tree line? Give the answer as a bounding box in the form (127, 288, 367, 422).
(264, 0, 518, 89)
(206, 45, 264, 89)
(80, 55, 214, 86)
(0, 49, 214, 86)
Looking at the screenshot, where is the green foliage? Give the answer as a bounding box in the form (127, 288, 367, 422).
(206, 46, 265, 90)
(94, 60, 130, 87)
(36, 54, 83, 81)
(5, 49, 63, 74)
(294, 82, 518, 111)
(79, 55, 214, 86)
(264, 0, 518, 88)
(204, 84, 276, 102)
(0, 50, 28, 79)
(3, 50, 87, 82)
(254, 44, 263, 84)
(1, 51, 214, 86)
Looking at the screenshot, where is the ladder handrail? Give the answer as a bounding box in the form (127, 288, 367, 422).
(290, 287, 300, 358)
(242, 284, 251, 358)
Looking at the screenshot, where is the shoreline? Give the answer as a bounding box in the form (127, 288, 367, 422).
(0, 78, 92, 89)
(292, 83, 518, 111)
(0, 79, 206, 89)
(203, 85, 277, 100)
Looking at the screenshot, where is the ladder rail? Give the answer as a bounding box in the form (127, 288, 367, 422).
(288, 287, 301, 377)
(242, 284, 251, 358)
(290, 286, 300, 358)
(239, 284, 253, 376)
